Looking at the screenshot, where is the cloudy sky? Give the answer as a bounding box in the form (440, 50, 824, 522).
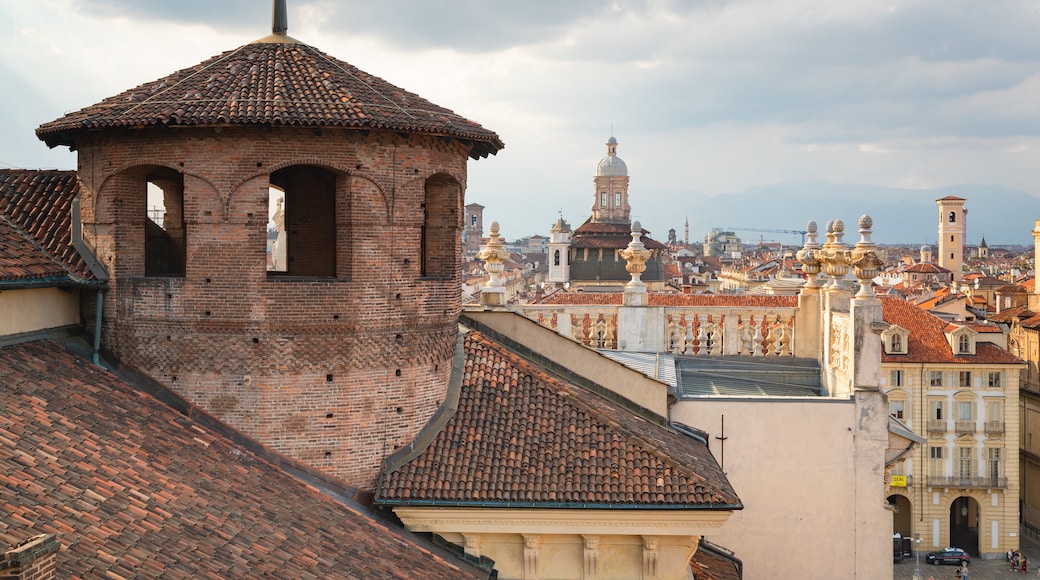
(3, 0, 1040, 243)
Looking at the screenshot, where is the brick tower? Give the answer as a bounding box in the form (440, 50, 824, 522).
(36, 2, 502, 491)
(937, 196, 966, 285)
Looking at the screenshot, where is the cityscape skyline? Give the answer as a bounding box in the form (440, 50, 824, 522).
(3, 1, 1040, 243)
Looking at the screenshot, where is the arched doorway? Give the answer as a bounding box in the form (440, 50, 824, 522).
(950, 496, 981, 556)
(888, 494, 912, 537)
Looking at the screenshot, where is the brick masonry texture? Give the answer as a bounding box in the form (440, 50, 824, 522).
(76, 126, 471, 491)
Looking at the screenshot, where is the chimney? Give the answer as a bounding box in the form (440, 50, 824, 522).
(1, 534, 59, 580)
(273, 0, 288, 35)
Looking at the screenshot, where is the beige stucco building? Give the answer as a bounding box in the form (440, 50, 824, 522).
(879, 297, 1022, 558)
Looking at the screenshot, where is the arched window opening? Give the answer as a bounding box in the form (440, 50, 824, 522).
(268, 187, 287, 272)
(269, 165, 336, 277)
(949, 211, 956, 223)
(422, 174, 461, 278)
(553, 249, 561, 266)
(145, 169, 185, 277)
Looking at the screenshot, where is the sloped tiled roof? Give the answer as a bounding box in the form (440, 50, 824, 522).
(904, 262, 951, 274)
(536, 292, 798, 308)
(880, 297, 1022, 365)
(0, 170, 93, 283)
(0, 340, 487, 579)
(377, 330, 740, 508)
(690, 540, 742, 580)
(37, 37, 502, 159)
(571, 219, 668, 250)
(0, 218, 68, 282)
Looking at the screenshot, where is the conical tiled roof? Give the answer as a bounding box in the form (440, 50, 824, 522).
(37, 37, 503, 159)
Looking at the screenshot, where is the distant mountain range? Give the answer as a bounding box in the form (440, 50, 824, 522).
(651, 182, 1040, 247)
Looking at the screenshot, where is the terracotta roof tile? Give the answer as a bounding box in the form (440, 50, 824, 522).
(571, 220, 668, 250)
(0, 170, 93, 283)
(37, 40, 502, 159)
(880, 297, 1021, 365)
(536, 292, 798, 308)
(377, 330, 740, 509)
(690, 540, 742, 580)
(0, 340, 487, 579)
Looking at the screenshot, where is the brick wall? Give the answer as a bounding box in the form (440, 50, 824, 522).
(1, 534, 58, 580)
(75, 127, 470, 490)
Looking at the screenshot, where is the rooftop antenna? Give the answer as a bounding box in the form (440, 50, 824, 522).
(273, 0, 288, 35)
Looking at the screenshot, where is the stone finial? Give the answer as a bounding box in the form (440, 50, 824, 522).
(796, 220, 822, 289)
(619, 221, 653, 306)
(476, 221, 511, 306)
(817, 219, 849, 289)
(850, 214, 885, 298)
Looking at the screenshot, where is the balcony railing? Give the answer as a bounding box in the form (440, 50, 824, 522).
(985, 421, 1005, 435)
(925, 475, 1007, 489)
(955, 420, 976, 434)
(928, 420, 947, 433)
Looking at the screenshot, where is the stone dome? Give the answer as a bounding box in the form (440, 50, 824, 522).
(596, 156, 627, 177)
(597, 136, 628, 177)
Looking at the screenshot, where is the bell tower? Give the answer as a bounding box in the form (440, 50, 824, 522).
(36, 0, 501, 492)
(937, 196, 966, 285)
(591, 136, 630, 223)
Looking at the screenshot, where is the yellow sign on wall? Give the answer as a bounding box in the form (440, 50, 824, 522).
(890, 475, 907, 487)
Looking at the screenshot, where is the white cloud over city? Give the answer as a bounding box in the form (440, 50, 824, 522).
(2, 0, 1040, 241)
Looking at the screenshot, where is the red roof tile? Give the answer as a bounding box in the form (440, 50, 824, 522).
(0, 340, 488, 579)
(0, 170, 93, 283)
(880, 297, 1021, 365)
(536, 292, 798, 308)
(37, 39, 502, 159)
(0, 218, 68, 282)
(377, 330, 740, 508)
(571, 220, 668, 250)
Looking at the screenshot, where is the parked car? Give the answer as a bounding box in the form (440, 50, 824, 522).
(893, 534, 912, 562)
(924, 547, 970, 566)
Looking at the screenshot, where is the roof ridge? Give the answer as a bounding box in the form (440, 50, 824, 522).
(123, 45, 249, 116)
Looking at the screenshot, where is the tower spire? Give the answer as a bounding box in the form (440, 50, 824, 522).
(273, 0, 288, 35)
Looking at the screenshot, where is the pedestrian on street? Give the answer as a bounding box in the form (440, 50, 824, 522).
(960, 561, 969, 580)
(1024, 556, 1029, 574)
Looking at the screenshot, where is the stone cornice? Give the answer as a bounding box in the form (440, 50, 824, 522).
(392, 507, 730, 536)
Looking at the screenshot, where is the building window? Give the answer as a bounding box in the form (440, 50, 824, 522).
(891, 334, 902, 353)
(930, 371, 944, 387)
(958, 447, 974, 479)
(600, 192, 607, 207)
(422, 174, 461, 279)
(986, 399, 1003, 422)
(949, 211, 956, 223)
(931, 400, 944, 421)
(989, 448, 1002, 481)
(890, 370, 903, 387)
(470, 214, 478, 227)
(958, 334, 971, 354)
(890, 399, 905, 419)
(958, 371, 972, 387)
(957, 400, 975, 422)
(553, 249, 560, 266)
(614, 192, 621, 207)
(987, 372, 1002, 388)
(269, 165, 337, 277)
(145, 169, 186, 277)
(928, 446, 944, 478)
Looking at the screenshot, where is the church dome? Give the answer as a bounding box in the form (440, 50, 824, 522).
(596, 155, 628, 177)
(596, 136, 627, 176)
